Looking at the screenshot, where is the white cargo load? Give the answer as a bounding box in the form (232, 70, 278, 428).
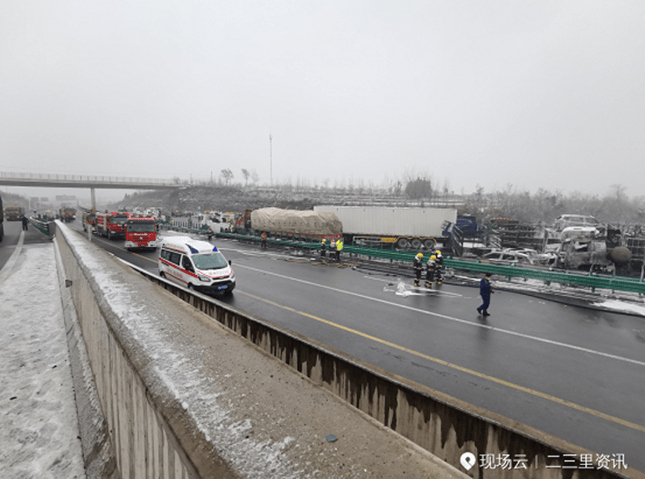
(313, 206, 457, 238)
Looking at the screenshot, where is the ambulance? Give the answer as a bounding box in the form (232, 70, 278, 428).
(158, 236, 236, 295)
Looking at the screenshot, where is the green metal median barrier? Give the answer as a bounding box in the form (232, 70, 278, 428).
(232, 232, 645, 295)
(161, 229, 644, 295)
(30, 218, 55, 237)
(444, 258, 645, 294)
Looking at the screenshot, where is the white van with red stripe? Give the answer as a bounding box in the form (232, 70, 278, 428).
(158, 236, 236, 295)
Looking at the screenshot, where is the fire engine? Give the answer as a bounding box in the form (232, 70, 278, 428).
(124, 216, 157, 250)
(95, 211, 130, 239)
(59, 207, 77, 223)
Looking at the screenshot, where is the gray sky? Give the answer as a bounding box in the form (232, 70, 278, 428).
(1, 1, 644, 197)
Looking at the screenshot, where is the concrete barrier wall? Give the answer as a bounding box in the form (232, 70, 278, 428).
(55, 222, 639, 479)
(56, 227, 229, 479)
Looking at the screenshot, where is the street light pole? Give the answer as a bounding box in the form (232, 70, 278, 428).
(269, 134, 273, 186)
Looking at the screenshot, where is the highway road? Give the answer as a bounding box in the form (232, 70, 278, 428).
(0, 219, 53, 271)
(43, 221, 645, 472)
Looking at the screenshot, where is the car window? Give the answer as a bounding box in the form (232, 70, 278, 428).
(182, 255, 194, 272)
(192, 252, 228, 270)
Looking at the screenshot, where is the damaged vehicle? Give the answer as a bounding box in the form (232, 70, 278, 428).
(556, 226, 611, 271)
(480, 250, 535, 266)
(554, 214, 600, 232)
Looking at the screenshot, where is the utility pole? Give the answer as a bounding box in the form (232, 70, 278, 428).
(269, 134, 273, 186)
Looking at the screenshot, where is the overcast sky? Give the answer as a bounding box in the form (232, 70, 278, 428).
(1, 1, 644, 198)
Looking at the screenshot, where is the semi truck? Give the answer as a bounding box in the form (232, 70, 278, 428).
(314, 205, 458, 250)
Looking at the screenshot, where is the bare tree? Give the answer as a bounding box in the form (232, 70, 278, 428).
(221, 168, 234, 185)
(251, 170, 260, 185)
(241, 168, 250, 187)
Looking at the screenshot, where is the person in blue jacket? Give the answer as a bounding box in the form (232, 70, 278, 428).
(477, 273, 493, 316)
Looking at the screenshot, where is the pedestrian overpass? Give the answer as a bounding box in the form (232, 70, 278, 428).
(0, 171, 186, 208)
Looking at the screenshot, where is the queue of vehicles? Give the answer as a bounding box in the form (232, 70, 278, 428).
(82, 209, 158, 250)
(77, 208, 236, 296)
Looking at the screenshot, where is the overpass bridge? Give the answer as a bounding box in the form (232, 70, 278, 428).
(0, 171, 185, 189)
(0, 171, 186, 208)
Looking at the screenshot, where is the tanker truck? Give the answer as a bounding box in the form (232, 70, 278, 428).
(314, 205, 458, 250)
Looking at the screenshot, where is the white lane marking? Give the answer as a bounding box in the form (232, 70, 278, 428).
(235, 263, 645, 368)
(0, 230, 25, 284)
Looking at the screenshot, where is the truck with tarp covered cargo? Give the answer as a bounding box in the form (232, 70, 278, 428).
(248, 207, 343, 242)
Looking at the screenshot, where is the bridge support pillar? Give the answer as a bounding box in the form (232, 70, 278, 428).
(90, 187, 96, 210)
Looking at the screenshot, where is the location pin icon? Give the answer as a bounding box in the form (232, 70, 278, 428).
(460, 452, 477, 471)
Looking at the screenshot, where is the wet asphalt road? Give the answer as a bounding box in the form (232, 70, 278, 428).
(60, 223, 645, 472)
(0, 220, 54, 270)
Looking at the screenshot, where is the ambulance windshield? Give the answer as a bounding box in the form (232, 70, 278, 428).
(192, 252, 228, 270)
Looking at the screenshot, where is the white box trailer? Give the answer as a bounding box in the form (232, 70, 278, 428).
(313, 205, 457, 250)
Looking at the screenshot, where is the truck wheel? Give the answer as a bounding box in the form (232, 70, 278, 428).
(410, 238, 422, 250)
(424, 239, 436, 250)
(396, 238, 410, 249)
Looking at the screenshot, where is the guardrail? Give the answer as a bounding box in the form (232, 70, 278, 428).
(29, 217, 55, 238)
(212, 231, 645, 295)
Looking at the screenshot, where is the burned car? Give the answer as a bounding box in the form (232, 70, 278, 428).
(480, 250, 535, 266)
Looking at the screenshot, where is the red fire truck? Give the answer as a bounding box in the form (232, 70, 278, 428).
(124, 216, 157, 250)
(95, 211, 130, 239)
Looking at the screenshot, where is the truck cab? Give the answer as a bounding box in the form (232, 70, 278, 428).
(124, 216, 157, 250)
